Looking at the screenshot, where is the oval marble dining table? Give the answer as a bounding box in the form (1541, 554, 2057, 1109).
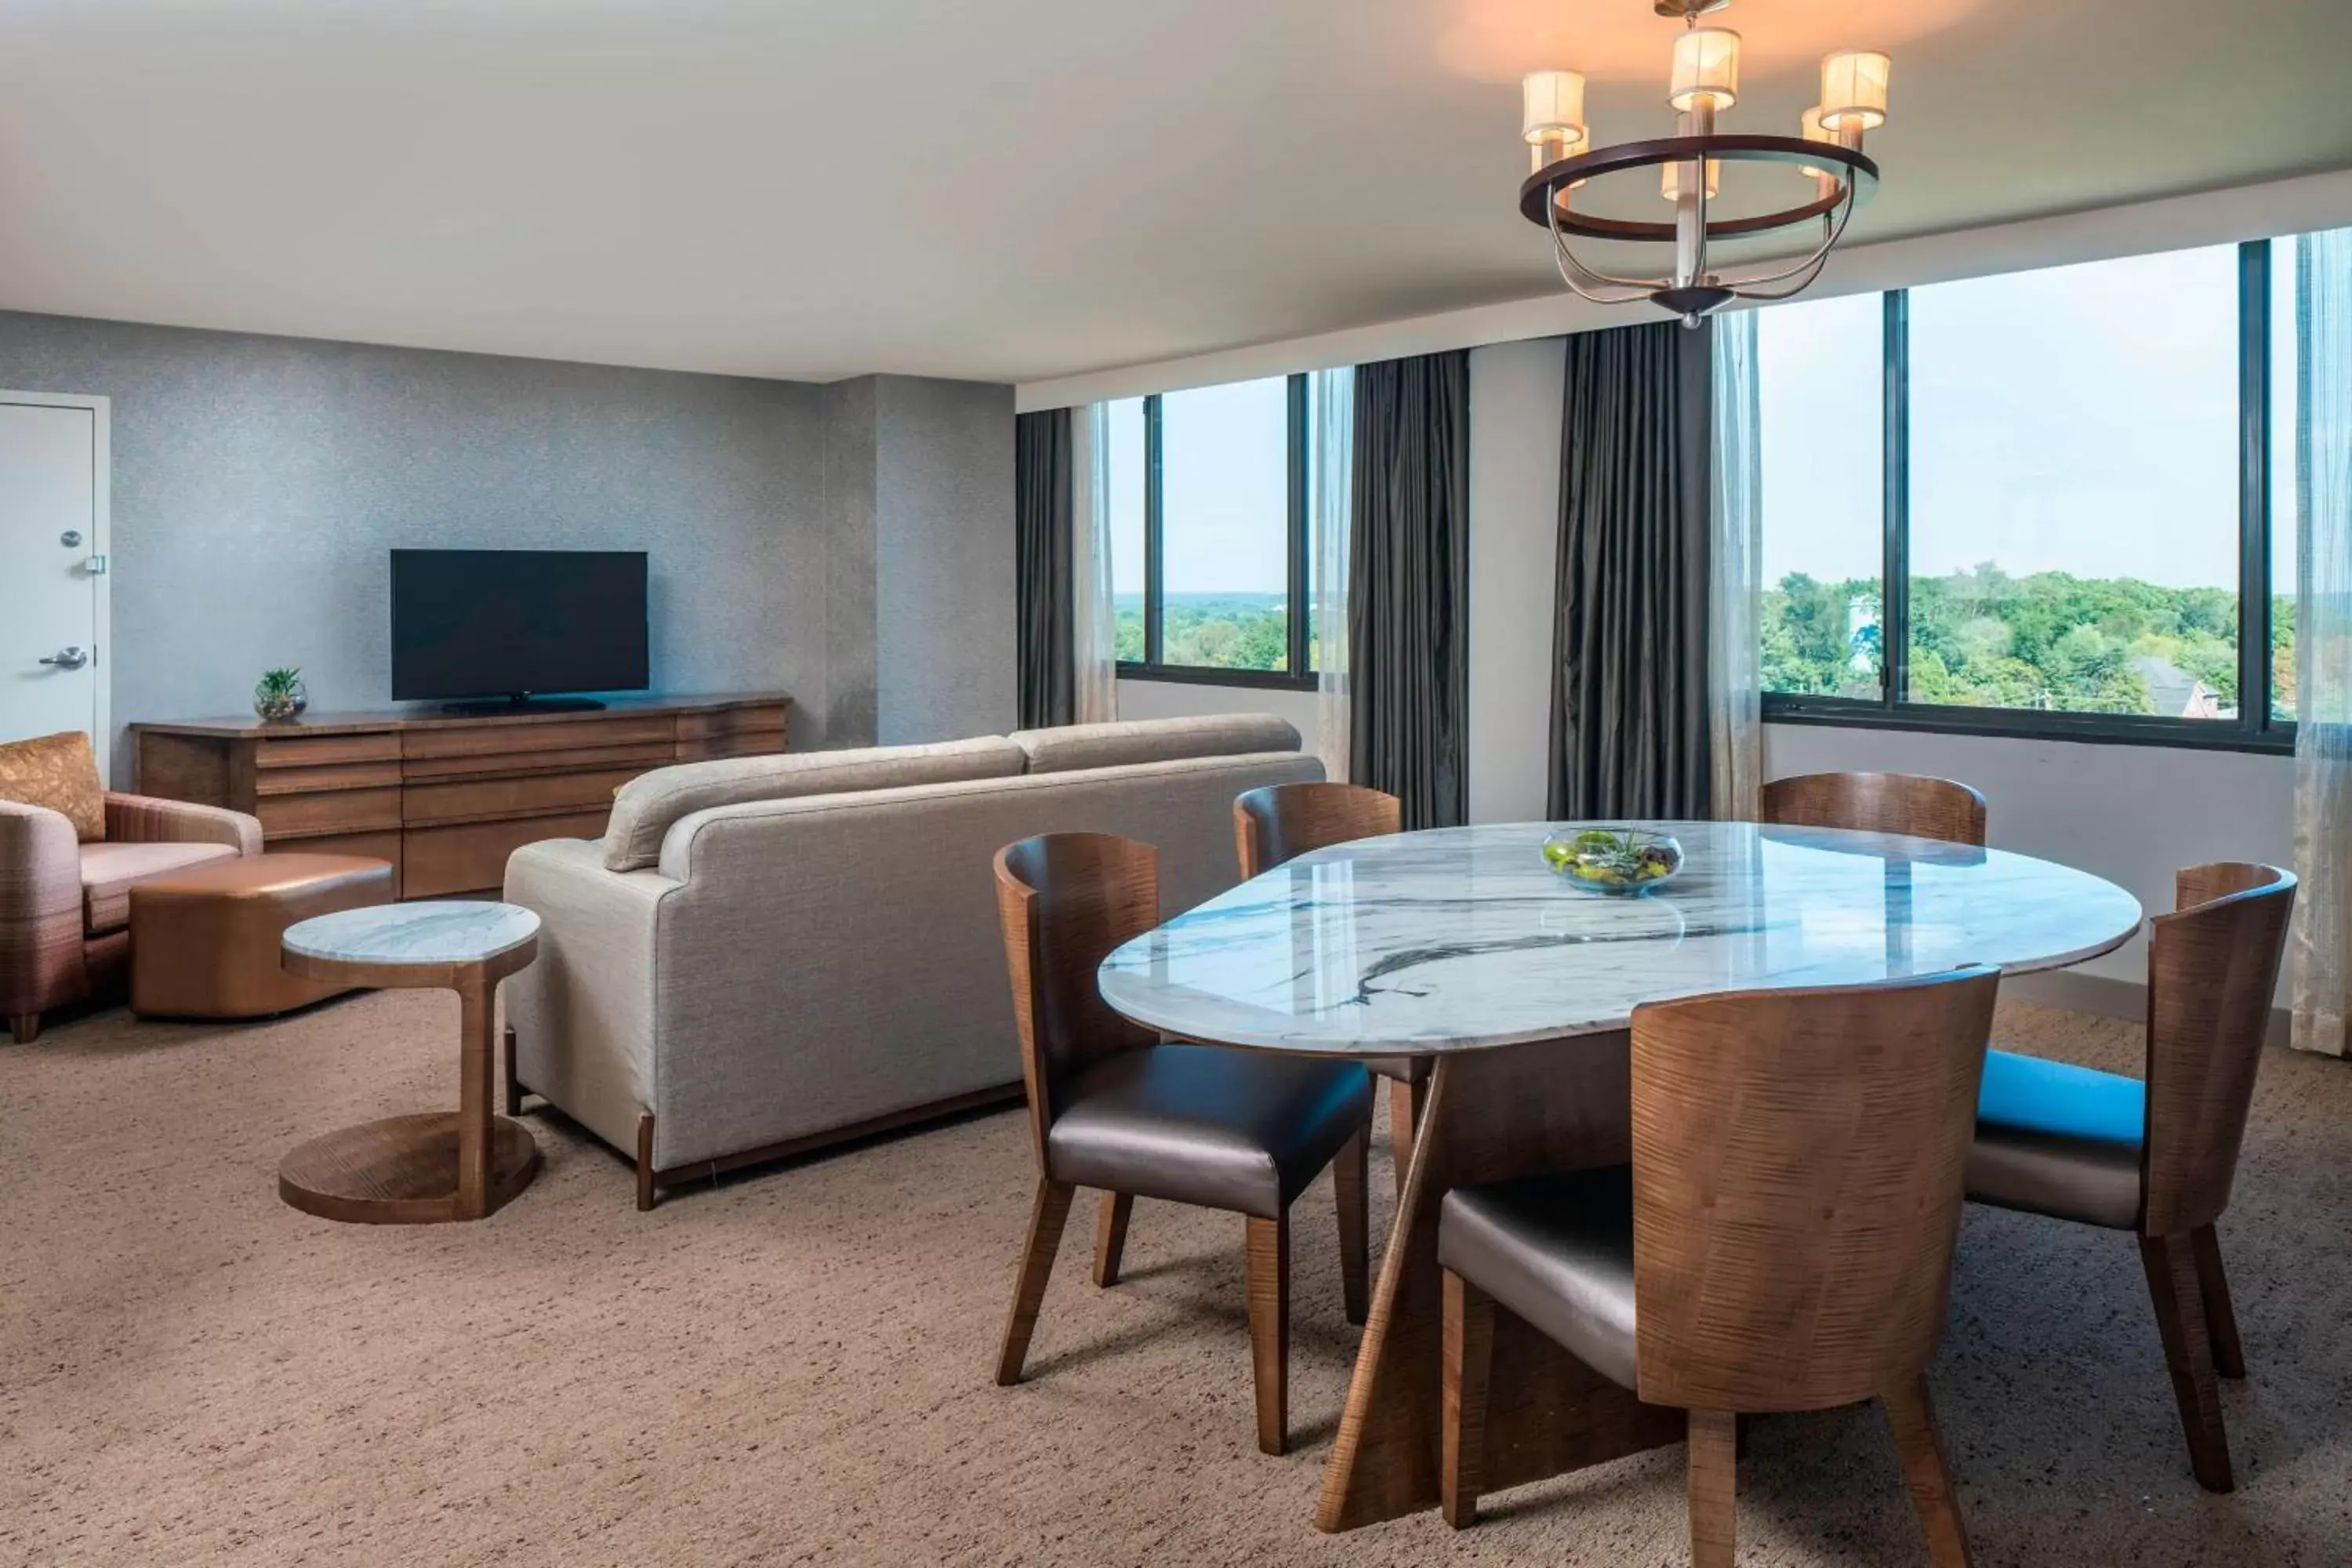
(1097, 820, 2144, 1534)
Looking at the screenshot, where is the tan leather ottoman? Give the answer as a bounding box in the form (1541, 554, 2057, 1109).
(130, 854, 395, 1019)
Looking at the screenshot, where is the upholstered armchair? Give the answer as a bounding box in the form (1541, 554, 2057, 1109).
(2, 793, 263, 1042)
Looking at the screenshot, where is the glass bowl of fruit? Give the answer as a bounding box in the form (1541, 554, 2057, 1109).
(1541, 827, 1685, 896)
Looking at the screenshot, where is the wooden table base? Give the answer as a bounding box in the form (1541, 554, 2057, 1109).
(1316, 1032, 1685, 1533)
(279, 1112, 540, 1225)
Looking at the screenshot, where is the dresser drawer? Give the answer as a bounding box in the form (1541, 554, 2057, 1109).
(404, 768, 649, 826)
(256, 786, 404, 838)
(402, 811, 612, 898)
(254, 733, 403, 770)
(401, 714, 677, 763)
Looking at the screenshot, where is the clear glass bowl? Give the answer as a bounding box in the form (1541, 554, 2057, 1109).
(1541, 827, 1685, 896)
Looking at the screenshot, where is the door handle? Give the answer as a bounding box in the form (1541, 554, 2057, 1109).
(38, 647, 89, 670)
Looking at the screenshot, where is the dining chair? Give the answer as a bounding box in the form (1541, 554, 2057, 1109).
(1233, 782, 1428, 1192)
(992, 830, 1374, 1454)
(1439, 965, 2002, 1566)
(1760, 771, 1987, 846)
(1966, 861, 2295, 1493)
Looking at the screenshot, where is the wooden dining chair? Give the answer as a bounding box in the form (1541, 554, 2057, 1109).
(1439, 965, 2002, 1566)
(992, 831, 1374, 1454)
(1760, 771, 1988, 846)
(1966, 862, 2295, 1493)
(1233, 782, 1428, 1192)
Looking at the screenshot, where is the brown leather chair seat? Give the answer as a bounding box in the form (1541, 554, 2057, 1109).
(1047, 1043, 1372, 1219)
(1438, 1166, 1639, 1391)
(1965, 1048, 2144, 1229)
(79, 841, 240, 934)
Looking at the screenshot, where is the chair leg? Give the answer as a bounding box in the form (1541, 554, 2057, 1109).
(9, 1013, 38, 1045)
(996, 1178, 1076, 1386)
(1245, 1212, 1290, 1455)
(2190, 1224, 2246, 1379)
(1387, 1076, 1425, 1200)
(1441, 1269, 1494, 1529)
(1687, 1407, 1739, 1568)
(2140, 1231, 2234, 1492)
(1884, 1374, 1974, 1567)
(1092, 1192, 1134, 1287)
(1334, 1129, 1369, 1327)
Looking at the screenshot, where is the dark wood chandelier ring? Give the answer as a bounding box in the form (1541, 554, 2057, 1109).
(1518, 133, 1878, 243)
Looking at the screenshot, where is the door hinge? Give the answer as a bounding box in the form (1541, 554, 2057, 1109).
(85, 554, 108, 575)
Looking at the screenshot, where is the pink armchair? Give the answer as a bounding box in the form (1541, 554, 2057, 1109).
(2, 793, 262, 1043)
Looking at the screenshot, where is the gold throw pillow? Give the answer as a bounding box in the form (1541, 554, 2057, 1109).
(0, 730, 106, 842)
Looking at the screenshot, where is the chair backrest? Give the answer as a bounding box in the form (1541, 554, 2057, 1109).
(1629, 965, 2001, 1414)
(1759, 771, 1987, 847)
(1233, 782, 1402, 879)
(2141, 862, 2296, 1236)
(993, 832, 1160, 1169)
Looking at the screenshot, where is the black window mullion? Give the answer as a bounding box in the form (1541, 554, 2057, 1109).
(1286, 374, 1309, 679)
(1143, 394, 1164, 666)
(1882, 289, 1911, 711)
(2240, 239, 2274, 739)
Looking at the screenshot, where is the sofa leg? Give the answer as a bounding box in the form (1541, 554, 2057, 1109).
(8, 1013, 37, 1045)
(501, 1025, 524, 1117)
(636, 1112, 658, 1212)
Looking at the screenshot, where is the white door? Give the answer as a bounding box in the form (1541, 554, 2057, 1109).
(0, 396, 108, 775)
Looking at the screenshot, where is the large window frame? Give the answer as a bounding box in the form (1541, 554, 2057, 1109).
(1116, 372, 1316, 691)
(1764, 239, 2296, 754)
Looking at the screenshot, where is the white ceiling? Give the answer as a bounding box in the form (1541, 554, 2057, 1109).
(1, 0, 2347, 387)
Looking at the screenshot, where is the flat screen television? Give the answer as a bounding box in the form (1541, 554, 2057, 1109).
(390, 549, 649, 714)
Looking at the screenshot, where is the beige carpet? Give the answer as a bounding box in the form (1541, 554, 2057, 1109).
(4, 995, 2349, 1567)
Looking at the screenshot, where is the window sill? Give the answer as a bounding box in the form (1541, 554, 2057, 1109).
(1116, 662, 1316, 694)
(1762, 697, 2296, 756)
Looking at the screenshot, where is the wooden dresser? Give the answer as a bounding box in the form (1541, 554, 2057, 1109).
(132, 694, 789, 898)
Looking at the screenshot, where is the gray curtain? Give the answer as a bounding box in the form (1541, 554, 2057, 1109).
(1548, 321, 1714, 819)
(1349, 351, 1470, 829)
(1015, 408, 1075, 729)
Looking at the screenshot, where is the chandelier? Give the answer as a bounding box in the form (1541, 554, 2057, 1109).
(1517, 0, 1889, 325)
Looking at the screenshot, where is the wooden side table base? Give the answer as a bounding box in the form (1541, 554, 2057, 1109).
(279, 1112, 541, 1225)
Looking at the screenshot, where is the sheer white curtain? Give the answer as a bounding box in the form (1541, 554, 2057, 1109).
(1708, 309, 1764, 821)
(1311, 367, 1356, 780)
(2292, 228, 2352, 1058)
(1070, 402, 1119, 724)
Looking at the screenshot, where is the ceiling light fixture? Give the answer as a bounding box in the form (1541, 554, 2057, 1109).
(1519, 0, 1889, 325)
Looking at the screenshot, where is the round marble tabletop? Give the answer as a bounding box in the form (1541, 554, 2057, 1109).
(1098, 820, 2144, 1056)
(283, 900, 541, 969)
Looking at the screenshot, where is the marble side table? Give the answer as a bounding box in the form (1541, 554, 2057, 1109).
(278, 901, 544, 1224)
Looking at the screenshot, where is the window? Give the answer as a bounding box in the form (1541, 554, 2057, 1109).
(1759, 292, 1885, 701)
(1112, 374, 1311, 688)
(1759, 238, 2306, 751)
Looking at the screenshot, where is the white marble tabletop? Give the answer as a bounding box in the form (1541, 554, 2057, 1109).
(282, 901, 541, 968)
(1098, 821, 2143, 1056)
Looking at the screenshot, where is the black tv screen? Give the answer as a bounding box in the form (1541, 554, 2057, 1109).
(390, 549, 648, 702)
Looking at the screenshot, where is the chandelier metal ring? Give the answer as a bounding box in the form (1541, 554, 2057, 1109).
(1518, 135, 1878, 244)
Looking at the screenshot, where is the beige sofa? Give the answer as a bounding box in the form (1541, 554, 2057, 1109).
(503, 714, 1322, 1206)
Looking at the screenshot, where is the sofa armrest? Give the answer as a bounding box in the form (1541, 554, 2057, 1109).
(105, 793, 263, 855)
(503, 837, 678, 1160)
(1, 800, 89, 1017)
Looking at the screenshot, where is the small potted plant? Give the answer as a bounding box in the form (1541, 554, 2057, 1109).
(253, 666, 307, 722)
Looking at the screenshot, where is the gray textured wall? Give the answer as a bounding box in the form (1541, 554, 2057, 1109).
(0, 310, 838, 767)
(874, 376, 1015, 744)
(821, 376, 880, 746)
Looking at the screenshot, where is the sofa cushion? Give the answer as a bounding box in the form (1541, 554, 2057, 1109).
(602, 737, 1028, 872)
(81, 841, 239, 935)
(0, 730, 107, 843)
(1007, 715, 1301, 775)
